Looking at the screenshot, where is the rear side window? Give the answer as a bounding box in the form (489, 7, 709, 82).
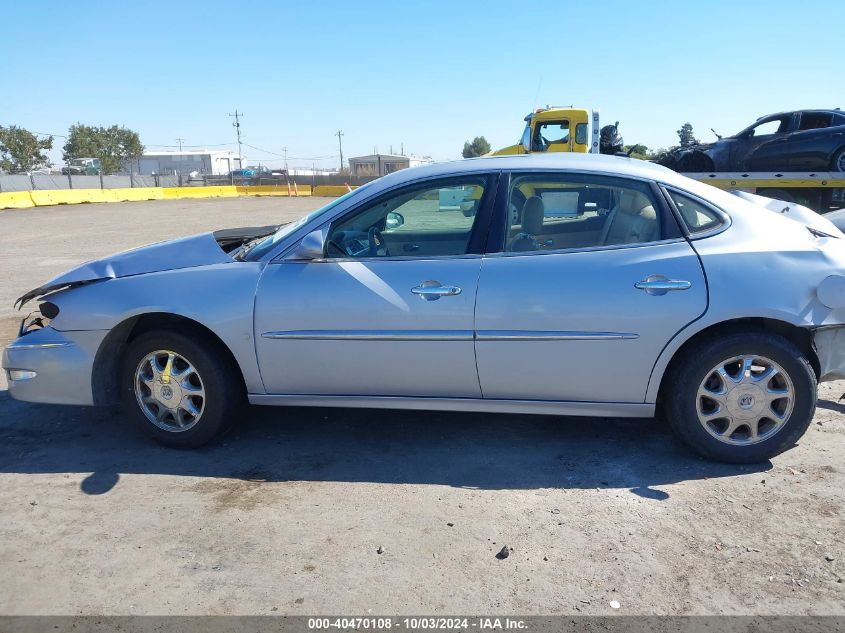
(500, 173, 668, 253)
(667, 190, 723, 234)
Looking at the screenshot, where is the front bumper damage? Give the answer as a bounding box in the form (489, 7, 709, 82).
(2, 325, 109, 405)
(813, 325, 845, 382)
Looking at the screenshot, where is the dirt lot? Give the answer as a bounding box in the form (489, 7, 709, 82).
(0, 197, 843, 616)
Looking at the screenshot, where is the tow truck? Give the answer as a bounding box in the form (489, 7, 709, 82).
(489, 106, 844, 212)
(489, 106, 603, 156)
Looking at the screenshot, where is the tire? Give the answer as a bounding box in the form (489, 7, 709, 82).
(664, 331, 816, 463)
(832, 147, 845, 173)
(120, 328, 244, 448)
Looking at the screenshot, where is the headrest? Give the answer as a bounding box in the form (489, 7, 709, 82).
(522, 196, 544, 234)
(619, 190, 652, 215)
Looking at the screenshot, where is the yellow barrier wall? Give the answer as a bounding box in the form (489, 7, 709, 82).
(0, 191, 36, 209)
(313, 185, 357, 196)
(0, 184, 329, 211)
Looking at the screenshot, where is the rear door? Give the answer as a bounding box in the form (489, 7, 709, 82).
(786, 112, 844, 169)
(474, 171, 708, 403)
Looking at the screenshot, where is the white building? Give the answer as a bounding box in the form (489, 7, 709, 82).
(348, 154, 433, 178)
(137, 150, 245, 176)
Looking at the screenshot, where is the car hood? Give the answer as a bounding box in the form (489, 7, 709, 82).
(14, 229, 267, 309)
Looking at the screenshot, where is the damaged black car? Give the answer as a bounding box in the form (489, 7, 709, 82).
(659, 109, 845, 173)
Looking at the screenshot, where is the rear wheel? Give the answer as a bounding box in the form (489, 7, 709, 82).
(665, 331, 816, 463)
(120, 329, 243, 448)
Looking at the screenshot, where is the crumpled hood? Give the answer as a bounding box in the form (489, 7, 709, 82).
(15, 232, 233, 309)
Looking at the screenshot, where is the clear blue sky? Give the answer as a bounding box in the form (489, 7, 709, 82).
(2, 0, 843, 169)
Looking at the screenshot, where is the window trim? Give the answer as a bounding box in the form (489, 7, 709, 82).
(484, 170, 684, 257)
(283, 172, 501, 264)
(659, 185, 732, 240)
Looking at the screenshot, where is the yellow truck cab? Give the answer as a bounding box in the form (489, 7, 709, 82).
(490, 107, 600, 155)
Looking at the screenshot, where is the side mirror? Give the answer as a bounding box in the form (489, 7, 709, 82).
(385, 212, 404, 230)
(290, 229, 325, 260)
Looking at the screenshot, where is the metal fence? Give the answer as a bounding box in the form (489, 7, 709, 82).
(0, 173, 177, 192)
(0, 172, 376, 192)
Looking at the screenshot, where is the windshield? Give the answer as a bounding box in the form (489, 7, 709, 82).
(243, 184, 373, 261)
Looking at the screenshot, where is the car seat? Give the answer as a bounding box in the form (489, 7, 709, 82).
(599, 190, 659, 245)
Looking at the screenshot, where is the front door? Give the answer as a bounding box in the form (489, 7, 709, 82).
(475, 172, 708, 403)
(254, 174, 497, 398)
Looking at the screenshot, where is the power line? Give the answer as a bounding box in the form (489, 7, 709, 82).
(175, 137, 185, 152)
(241, 142, 337, 160)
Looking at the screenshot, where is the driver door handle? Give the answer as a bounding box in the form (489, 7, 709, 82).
(411, 281, 462, 301)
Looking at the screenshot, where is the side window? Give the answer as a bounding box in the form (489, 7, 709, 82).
(575, 122, 588, 145)
(666, 190, 723, 234)
(749, 118, 787, 137)
(503, 174, 663, 253)
(798, 113, 833, 130)
(325, 178, 486, 259)
(532, 120, 570, 151)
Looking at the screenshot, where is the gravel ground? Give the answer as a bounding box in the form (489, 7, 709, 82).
(0, 198, 843, 615)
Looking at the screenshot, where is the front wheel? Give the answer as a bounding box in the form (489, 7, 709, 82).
(665, 331, 816, 463)
(120, 329, 244, 448)
(832, 147, 845, 173)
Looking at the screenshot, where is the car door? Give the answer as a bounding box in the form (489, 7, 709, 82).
(786, 112, 844, 170)
(254, 174, 498, 398)
(474, 172, 707, 403)
(734, 115, 796, 170)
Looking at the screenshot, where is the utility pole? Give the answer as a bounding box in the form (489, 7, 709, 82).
(282, 147, 288, 173)
(335, 130, 344, 172)
(176, 137, 185, 152)
(229, 110, 244, 168)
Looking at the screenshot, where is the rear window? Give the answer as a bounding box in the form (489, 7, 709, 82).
(667, 190, 723, 234)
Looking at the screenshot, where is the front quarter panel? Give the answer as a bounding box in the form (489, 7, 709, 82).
(45, 262, 266, 394)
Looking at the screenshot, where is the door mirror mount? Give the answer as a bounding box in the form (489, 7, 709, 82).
(290, 229, 326, 260)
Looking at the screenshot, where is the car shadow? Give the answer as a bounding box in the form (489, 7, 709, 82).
(0, 389, 770, 495)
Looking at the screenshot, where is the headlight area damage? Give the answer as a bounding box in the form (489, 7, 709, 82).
(13, 226, 278, 314)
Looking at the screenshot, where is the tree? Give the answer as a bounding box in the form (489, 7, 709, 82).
(63, 124, 144, 174)
(676, 122, 698, 148)
(623, 143, 652, 160)
(462, 136, 491, 158)
(0, 125, 53, 173)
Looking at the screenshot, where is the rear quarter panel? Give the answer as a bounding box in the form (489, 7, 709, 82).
(645, 200, 845, 401)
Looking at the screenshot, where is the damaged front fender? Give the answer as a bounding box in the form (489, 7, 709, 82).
(813, 326, 845, 382)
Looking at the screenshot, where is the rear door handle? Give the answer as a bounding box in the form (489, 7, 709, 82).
(412, 280, 462, 301)
(635, 275, 691, 296)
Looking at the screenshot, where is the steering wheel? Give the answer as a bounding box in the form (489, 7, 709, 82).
(368, 227, 389, 257)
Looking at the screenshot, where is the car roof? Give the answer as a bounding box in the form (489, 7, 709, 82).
(758, 109, 842, 120)
(373, 153, 682, 188)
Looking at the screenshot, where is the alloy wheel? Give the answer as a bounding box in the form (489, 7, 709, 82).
(696, 355, 794, 445)
(134, 350, 205, 432)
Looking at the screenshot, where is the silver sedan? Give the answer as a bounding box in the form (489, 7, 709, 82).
(5, 154, 845, 463)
